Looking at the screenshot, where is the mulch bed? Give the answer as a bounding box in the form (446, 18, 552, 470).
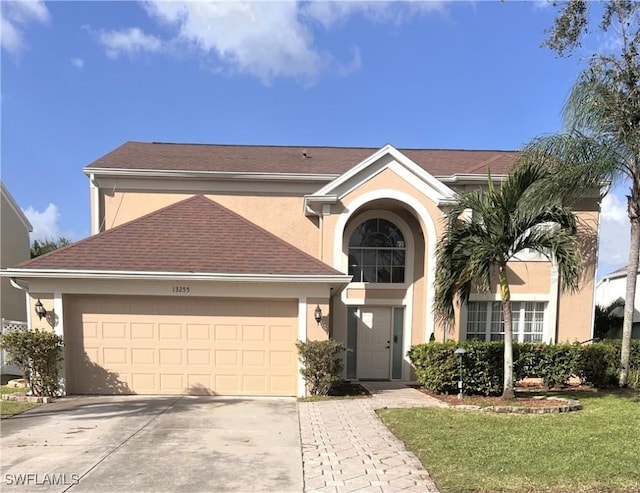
(329, 382, 370, 397)
(420, 390, 568, 408)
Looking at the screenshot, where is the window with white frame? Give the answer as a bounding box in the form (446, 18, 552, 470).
(348, 218, 406, 283)
(466, 301, 546, 342)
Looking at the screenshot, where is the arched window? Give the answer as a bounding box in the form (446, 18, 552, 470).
(348, 218, 405, 283)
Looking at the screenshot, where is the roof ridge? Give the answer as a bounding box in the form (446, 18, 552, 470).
(127, 141, 518, 153)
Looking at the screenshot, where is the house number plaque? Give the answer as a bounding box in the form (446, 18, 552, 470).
(172, 286, 191, 293)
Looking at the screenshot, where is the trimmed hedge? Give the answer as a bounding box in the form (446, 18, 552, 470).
(296, 339, 346, 395)
(0, 329, 63, 396)
(409, 340, 640, 396)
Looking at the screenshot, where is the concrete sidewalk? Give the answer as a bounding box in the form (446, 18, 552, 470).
(298, 382, 446, 493)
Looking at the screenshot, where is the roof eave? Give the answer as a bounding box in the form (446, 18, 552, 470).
(84, 167, 340, 182)
(2, 268, 351, 284)
(437, 173, 507, 184)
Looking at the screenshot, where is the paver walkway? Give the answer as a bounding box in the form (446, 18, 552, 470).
(298, 382, 447, 493)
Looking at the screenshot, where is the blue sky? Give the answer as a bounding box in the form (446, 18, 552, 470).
(0, 0, 630, 278)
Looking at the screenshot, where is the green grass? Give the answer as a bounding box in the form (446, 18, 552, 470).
(379, 391, 640, 493)
(0, 384, 40, 418)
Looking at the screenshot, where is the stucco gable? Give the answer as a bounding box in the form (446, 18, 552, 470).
(304, 145, 457, 216)
(1, 182, 33, 233)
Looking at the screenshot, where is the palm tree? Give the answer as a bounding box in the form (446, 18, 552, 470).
(521, 61, 639, 385)
(434, 161, 582, 400)
(535, 0, 640, 387)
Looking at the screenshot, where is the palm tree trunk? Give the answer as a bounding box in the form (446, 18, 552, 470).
(620, 204, 640, 387)
(499, 265, 515, 400)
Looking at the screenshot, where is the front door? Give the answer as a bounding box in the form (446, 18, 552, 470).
(356, 307, 391, 379)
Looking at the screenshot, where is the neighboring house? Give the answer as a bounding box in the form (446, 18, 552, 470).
(595, 266, 640, 339)
(1, 182, 32, 375)
(1, 142, 600, 396)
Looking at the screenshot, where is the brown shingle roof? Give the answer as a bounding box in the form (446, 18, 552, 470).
(86, 142, 517, 176)
(16, 195, 344, 276)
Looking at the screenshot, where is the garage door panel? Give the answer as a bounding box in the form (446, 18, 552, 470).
(242, 350, 265, 367)
(103, 322, 127, 339)
(131, 323, 154, 339)
(270, 325, 295, 341)
(131, 348, 155, 365)
(244, 375, 266, 392)
(215, 324, 239, 341)
(215, 374, 239, 393)
(215, 350, 239, 367)
(159, 323, 182, 340)
(131, 373, 155, 392)
(186, 324, 210, 340)
(242, 325, 265, 341)
(160, 374, 184, 391)
(66, 296, 298, 396)
(103, 347, 128, 365)
(187, 349, 210, 365)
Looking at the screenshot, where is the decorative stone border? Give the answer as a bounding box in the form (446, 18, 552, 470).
(1, 394, 55, 404)
(453, 396, 582, 414)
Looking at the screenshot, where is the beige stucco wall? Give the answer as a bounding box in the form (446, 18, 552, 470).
(480, 262, 553, 296)
(557, 203, 599, 342)
(306, 298, 330, 341)
(101, 191, 319, 257)
(1, 192, 31, 322)
(27, 294, 55, 332)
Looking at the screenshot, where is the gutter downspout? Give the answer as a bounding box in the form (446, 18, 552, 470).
(10, 278, 31, 330)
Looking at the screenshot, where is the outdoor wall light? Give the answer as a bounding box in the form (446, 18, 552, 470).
(35, 299, 47, 320)
(314, 305, 322, 325)
(454, 347, 467, 400)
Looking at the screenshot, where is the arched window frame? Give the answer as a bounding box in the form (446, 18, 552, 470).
(344, 212, 412, 285)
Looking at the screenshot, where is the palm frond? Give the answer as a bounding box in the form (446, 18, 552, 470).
(518, 131, 624, 204)
(434, 160, 584, 321)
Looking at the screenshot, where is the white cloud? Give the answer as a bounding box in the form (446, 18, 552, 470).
(600, 192, 627, 225)
(71, 57, 84, 69)
(98, 27, 162, 59)
(1, 0, 50, 55)
(598, 192, 630, 276)
(531, 0, 553, 10)
(89, 1, 444, 84)
(143, 1, 323, 82)
(302, 1, 446, 28)
(23, 203, 63, 242)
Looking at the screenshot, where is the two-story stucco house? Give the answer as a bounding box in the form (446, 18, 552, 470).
(2, 142, 599, 396)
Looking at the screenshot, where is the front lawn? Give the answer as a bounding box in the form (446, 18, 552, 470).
(379, 391, 640, 493)
(0, 384, 40, 418)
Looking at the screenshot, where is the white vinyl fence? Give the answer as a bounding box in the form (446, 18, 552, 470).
(1, 319, 27, 376)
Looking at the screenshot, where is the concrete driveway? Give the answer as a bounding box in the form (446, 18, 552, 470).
(1, 396, 302, 493)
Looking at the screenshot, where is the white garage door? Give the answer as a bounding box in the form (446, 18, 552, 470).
(64, 295, 298, 396)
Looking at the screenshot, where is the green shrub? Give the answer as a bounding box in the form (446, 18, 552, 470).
(576, 342, 618, 387)
(296, 339, 346, 395)
(577, 340, 640, 389)
(0, 329, 63, 396)
(410, 339, 640, 393)
(408, 341, 508, 396)
(536, 343, 580, 388)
